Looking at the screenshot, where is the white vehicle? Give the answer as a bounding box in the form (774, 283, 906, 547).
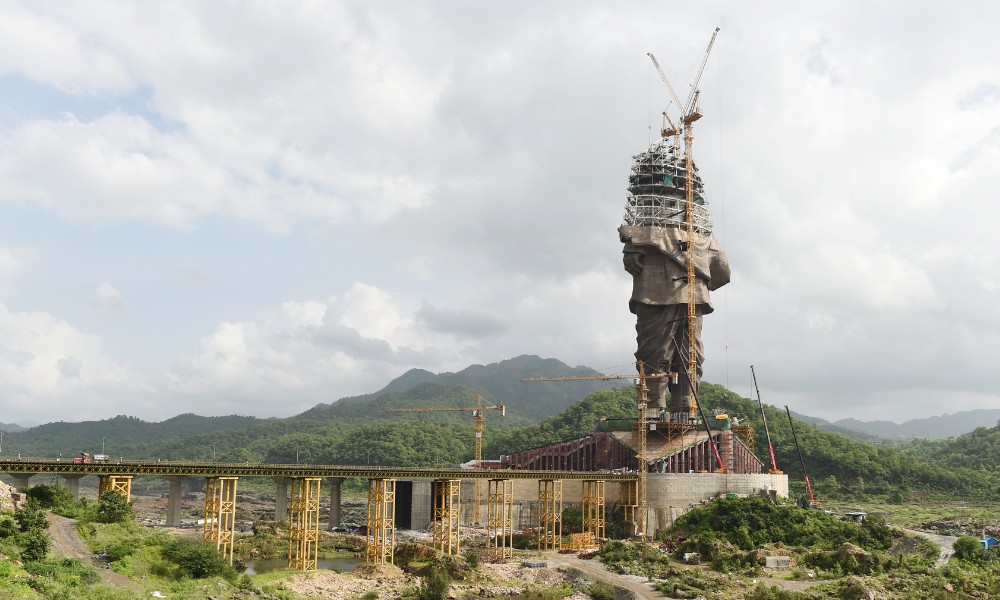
(92, 454, 110, 463)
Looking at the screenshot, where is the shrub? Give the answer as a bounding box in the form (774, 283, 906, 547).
(97, 491, 134, 524)
(15, 498, 49, 533)
(25, 484, 75, 510)
(953, 536, 986, 563)
(24, 558, 100, 585)
(463, 549, 480, 570)
(417, 564, 451, 600)
(586, 580, 616, 600)
(0, 516, 16, 538)
(107, 541, 136, 562)
(162, 538, 234, 579)
(19, 529, 51, 562)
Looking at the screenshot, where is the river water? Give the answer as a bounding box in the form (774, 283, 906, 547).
(244, 556, 364, 574)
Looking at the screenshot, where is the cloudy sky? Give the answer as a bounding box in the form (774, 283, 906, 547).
(1, 1, 999, 424)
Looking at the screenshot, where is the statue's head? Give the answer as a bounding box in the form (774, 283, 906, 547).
(622, 138, 713, 235)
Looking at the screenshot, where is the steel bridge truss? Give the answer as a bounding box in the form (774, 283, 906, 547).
(432, 479, 461, 555)
(537, 479, 562, 551)
(485, 479, 513, 562)
(98, 475, 133, 503)
(204, 476, 238, 563)
(366, 478, 396, 565)
(288, 477, 321, 571)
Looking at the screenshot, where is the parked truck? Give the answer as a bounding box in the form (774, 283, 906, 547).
(72, 453, 110, 464)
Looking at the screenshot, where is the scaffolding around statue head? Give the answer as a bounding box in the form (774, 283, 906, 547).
(622, 137, 713, 235)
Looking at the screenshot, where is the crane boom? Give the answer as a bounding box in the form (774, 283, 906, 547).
(388, 405, 505, 414)
(647, 52, 685, 134)
(784, 406, 817, 506)
(750, 365, 781, 474)
(683, 27, 720, 117)
(520, 371, 670, 383)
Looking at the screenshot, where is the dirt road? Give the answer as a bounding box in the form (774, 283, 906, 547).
(547, 553, 664, 600)
(905, 528, 959, 567)
(46, 513, 135, 588)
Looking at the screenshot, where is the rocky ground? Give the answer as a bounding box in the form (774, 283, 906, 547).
(283, 561, 595, 600)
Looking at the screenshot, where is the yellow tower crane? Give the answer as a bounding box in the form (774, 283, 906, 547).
(387, 394, 505, 527)
(647, 28, 720, 420)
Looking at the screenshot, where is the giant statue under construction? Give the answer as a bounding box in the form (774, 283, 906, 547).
(509, 31, 786, 536)
(619, 134, 730, 422)
(619, 34, 730, 424)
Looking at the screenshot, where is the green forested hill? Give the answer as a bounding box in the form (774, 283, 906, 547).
(6, 356, 1000, 502)
(698, 383, 997, 500)
(297, 354, 619, 422)
(1, 414, 266, 458)
(894, 423, 1000, 473)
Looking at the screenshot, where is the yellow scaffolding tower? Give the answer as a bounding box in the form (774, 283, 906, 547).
(98, 475, 133, 503)
(580, 479, 605, 548)
(537, 480, 562, 551)
(203, 476, 238, 564)
(621, 479, 638, 536)
(288, 477, 321, 571)
(485, 479, 513, 562)
(432, 479, 461, 555)
(733, 425, 756, 452)
(365, 478, 396, 565)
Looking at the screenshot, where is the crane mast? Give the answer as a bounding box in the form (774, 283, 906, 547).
(648, 27, 719, 421)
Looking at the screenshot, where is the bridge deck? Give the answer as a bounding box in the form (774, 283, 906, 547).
(0, 459, 637, 481)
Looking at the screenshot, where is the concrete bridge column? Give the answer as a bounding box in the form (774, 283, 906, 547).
(166, 477, 186, 527)
(411, 480, 432, 530)
(327, 477, 343, 530)
(274, 477, 289, 521)
(10, 474, 32, 489)
(61, 474, 84, 500)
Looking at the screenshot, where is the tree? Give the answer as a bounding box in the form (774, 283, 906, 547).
(14, 498, 49, 533)
(417, 564, 451, 600)
(953, 536, 986, 563)
(163, 538, 234, 578)
(25, 484, 74, 509)
(19, 529, 50, 562)
(97, 491, 134, 524)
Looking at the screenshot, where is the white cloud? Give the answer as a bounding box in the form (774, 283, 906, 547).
(0, 304, 137, 422)
(1, 2, 1000, 425)
(0, 247, 29, 297)
(93, 281, 122, 311)
(0, 5, 132, 94)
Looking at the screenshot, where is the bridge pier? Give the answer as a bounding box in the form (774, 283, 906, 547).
(10, 473, 33, 490)
(274, 477, 289, 521)
(61, 474, 84, 500)
(166, 476, 186, 527)
(411, 480, 432, 530)
(326, 477, 343, 530)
